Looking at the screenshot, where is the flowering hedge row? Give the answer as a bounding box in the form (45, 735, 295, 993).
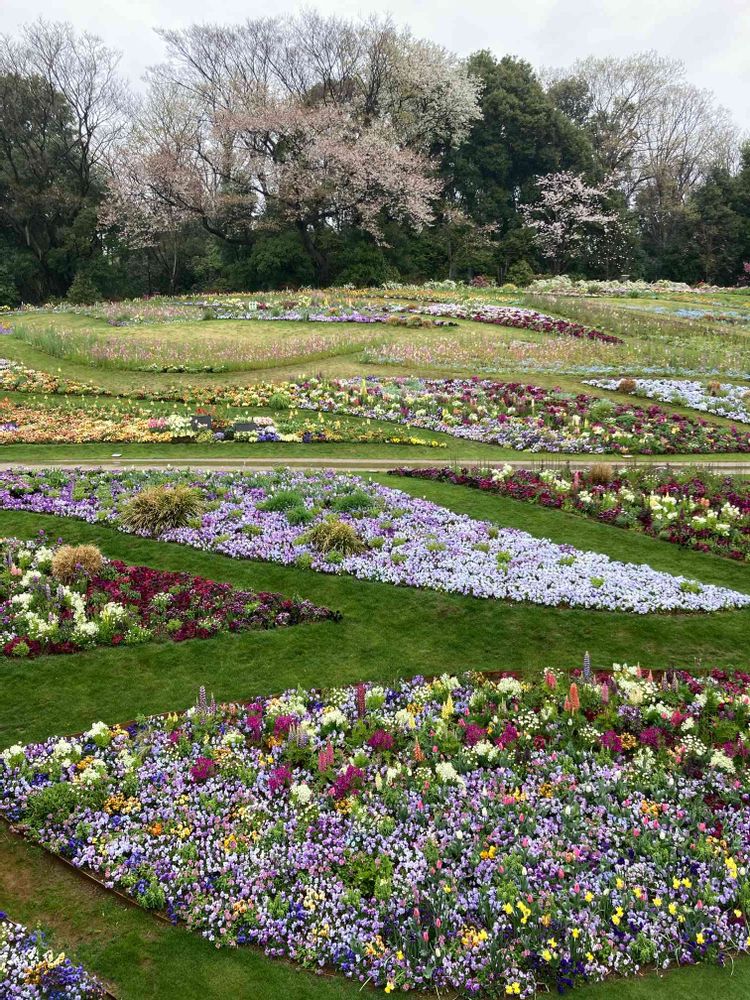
(0, 912, 105, 997)
(0, 468, 747, 614)
(2, 665, 750, 996)
(0, 535, 339, 658)
(586, 378, 750, 425)
(391, 466, 750, 562)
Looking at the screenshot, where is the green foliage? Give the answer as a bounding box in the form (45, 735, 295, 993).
(120, 485, 204, 536)
(302, 517, 366, 556)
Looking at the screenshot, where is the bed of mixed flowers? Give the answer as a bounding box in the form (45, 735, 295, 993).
(0, 399, 446, 449)
(0, 468, 747, 615)
(0, 534, 339, 658)
(127, 376, 750, 456)
(585, 378, 750, 425)
(0, 912, 105, 997)
(2, 665, 750, 996)
(392, 466, 750, 563)
(3, 355, 749, 454)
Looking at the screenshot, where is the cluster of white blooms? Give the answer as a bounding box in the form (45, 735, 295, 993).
(321, 707, 348, 730)
(710, 750, 736, 773)
(291, 782, 313, 806)
(435, 760, 464, 786)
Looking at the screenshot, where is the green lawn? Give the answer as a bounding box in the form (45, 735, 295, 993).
(1, 473, 750, 998)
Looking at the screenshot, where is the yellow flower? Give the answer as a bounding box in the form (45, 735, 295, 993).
(668, 902, 678, 916)
(696, 933, 705, 945)
(572, 928, 581, 939)
(542, 949, 552, 962)
(584, 891, 594, 903)
(384, 983, 395, 995)
(653, 897, 662, 907)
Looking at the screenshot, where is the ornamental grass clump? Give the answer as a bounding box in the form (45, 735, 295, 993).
(303, 517, 366, 556)
(587, 463, 614, 486)
(120, 484, 203, 536)
(50, 544, 103, 582)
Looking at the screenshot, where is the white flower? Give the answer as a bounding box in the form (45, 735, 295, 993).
(710, 750, 735, 773)
(291, 782, 313, 805)
(435, 761, 464, 786)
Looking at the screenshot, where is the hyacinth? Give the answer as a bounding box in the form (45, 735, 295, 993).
(0, 469, 748, 615)
(2, 666, 750, 997)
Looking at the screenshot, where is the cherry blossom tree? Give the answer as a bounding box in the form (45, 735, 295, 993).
(521, 171, 621, 274)
(103, 12, 480, 282)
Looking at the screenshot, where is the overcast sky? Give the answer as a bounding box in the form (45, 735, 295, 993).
(4, 0, 750, 129)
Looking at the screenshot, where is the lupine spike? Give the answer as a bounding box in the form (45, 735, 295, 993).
(583, 651, 591, 680)
(600, 682, 610, 703)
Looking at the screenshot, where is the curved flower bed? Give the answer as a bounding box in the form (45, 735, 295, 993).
(0, 912, 105, 997)
(0, 468, 747, 614)
(411, 303, 623, 344)
(391, 466, 750, 562)
(586, 378, 750, 425)
(0, 535, 339, 658)
(2, 666, 750, 996)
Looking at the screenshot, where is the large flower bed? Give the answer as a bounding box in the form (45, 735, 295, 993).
(0, 399, 445, 448)
(0, 912, 105, 997)
(2, 666, 750, 996)
(0, 468, 747, 614)
(392, 466, 750, 562)
(3, 361, 749, 454)
(143, 377, 750, 456)
(586, 378, 750, 425)
(0, 535, 339, 658)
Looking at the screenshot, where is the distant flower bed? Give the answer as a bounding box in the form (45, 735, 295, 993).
(0, 535, 339, 658)
(0, 469, 747, 614)
(391, 466, 750, 562)
(0, 912, 105, 997)
(411, 303, 623, 344)
(3, 665, 750, 996)
(586, 378, 750, 425)
(0, 358, 105, 397)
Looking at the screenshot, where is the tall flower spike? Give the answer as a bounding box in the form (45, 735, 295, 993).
(356, 682, 367, 719)
(583, 651, 591, 680)
(569, 683, 580, 712)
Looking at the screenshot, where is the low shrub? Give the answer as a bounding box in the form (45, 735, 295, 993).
(51, 544, 103, 582)
(302, 517, 366, 556)
(120, 484, 203, 535)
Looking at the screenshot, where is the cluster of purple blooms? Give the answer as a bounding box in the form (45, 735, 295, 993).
(0, 912, 105, 997)
(1, 668, 749, 997)
(0, 468, 747, 614)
